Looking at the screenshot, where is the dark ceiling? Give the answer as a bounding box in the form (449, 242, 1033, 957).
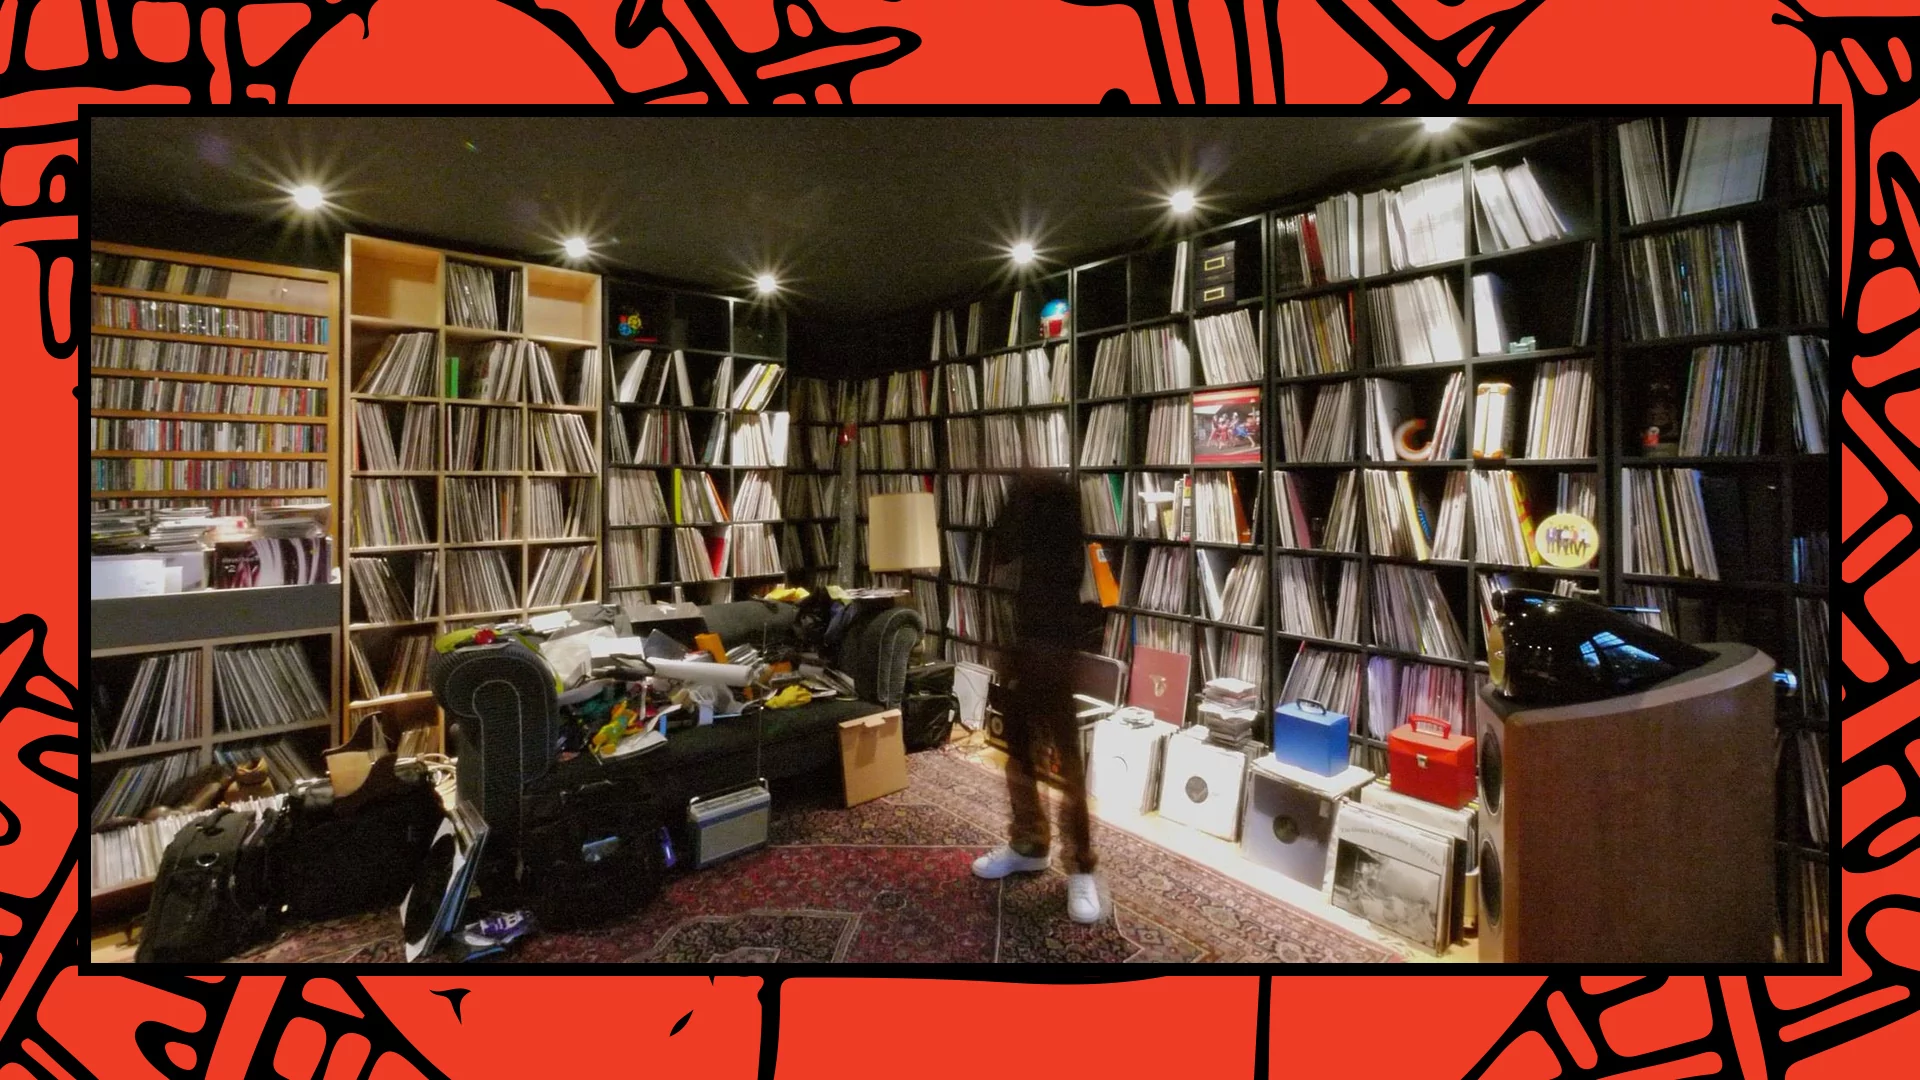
(90, 116, 1570, 324)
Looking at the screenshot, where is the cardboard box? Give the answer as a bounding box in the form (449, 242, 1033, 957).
(839, 709, 908, 807)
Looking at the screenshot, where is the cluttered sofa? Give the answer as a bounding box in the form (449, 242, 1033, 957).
(430, 594, 925, 924)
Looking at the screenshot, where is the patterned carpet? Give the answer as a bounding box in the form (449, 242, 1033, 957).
(234, 745, 1398, 964)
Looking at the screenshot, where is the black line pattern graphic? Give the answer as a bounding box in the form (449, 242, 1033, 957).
(0, 1, 921, 106)
(1315, 0, 1550, 105)
(598, 0, 920, 104)
(1783, 0, 1920, 716)
(1, 0, 380, 105)
(1066, 0, 1548, 104)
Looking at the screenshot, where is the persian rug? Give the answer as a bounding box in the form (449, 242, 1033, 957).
(234, 745, 1398, 964)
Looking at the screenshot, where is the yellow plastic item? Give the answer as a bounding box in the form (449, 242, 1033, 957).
(764, 585, 810, 603)
(591, 721, 624, 755)
(609, 699, 640, 729)
(766, 685, 813, 709)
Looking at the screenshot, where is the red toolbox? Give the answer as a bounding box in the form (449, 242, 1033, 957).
(1387, 716, 1476, 809)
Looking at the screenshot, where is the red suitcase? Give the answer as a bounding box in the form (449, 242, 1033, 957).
(1387, 715, 1476, 810)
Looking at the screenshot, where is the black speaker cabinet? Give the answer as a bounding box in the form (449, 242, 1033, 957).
(1475, 642, 1776, 963)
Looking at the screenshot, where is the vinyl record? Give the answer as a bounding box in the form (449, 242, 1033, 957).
(1158, 735, 1246, 840)
(403, 817, 457, 961)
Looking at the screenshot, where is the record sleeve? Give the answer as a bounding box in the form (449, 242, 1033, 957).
(1192, 388, 1262, 465)
(1328, 800, 1454, 955)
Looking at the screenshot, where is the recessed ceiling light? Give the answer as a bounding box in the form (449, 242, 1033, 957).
(1421, 117, 1457, 134)
(755, 272, 779, 295)
(1169, 188, 1196, 214)
(290, 184, 324, 211)
(563, 237, 590, 259)
(1011, 241, 1036, 266)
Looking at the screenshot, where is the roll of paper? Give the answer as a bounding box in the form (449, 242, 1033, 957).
(642, 656, 761, 688)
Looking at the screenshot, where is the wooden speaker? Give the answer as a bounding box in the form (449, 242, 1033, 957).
(1475, 642, 1776, 963)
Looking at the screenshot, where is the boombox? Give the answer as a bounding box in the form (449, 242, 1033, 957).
(1475, 642, 1776, 963)
(688, 782, 771, 869)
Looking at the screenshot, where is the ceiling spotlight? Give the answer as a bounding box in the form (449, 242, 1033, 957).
(1169, 188, 1197, 214)
(1421, 117, 1457, 134)
(563, 237, 590, 260)
(755, 272, 779, 295)
(1010, 241, 1036, 266)
(290, 184, 324, 211)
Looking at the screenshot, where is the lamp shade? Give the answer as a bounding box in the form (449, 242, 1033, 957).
(866, 492, 941, 572)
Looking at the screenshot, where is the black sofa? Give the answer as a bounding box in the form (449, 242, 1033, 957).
(433, 598, 924, 857)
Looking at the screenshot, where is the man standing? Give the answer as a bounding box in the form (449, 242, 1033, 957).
(970, 469, 1108, 923)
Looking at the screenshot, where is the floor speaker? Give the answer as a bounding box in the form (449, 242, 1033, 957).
(1475, 642, 1776, 963)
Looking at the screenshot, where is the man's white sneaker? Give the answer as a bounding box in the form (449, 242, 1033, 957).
(972, 844, 1052, 880)
(1067, 872, 1110, 924)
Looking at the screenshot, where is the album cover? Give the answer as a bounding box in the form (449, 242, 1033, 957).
(1193, 387, 1262, 465)
(1328, 800, 1453, 955)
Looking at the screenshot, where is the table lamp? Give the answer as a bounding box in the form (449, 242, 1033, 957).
(866, 492, 941, 572)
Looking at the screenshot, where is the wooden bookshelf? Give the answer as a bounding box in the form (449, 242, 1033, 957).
(784, 375, 851, 590)
(600, 280, 789, 614)
(341, 235, 604, 751)
(89, 594, 341, 915)
(89, 242, 344, 915)
(92, 627, 341, 764)
(89, 241, 341, 541)
(895, 274, 1067, 666)
(1260, 124, 1606, 774)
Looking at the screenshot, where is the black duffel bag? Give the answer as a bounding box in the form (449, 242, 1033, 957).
(520, 778, 669, 931)
(137, 807, 277, 963)
(273, 760, 447, 923)
(902, 661, 959, 752)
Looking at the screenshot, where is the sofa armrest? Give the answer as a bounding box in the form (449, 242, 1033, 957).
(837, 605, 924, 708)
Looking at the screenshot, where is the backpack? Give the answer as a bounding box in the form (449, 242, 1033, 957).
(902, 662, 959, 752)
(136, 808, 274, 963)
(520, 779, 668, 931)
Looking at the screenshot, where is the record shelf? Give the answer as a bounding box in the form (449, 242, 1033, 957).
(89, 242, 344, 909)
(600, 280, 790, 613)
(856, 115, 1832, 961)
(341, 235, 604, 753)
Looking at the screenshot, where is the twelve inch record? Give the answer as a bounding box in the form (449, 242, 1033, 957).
(402, 799, 489, 962)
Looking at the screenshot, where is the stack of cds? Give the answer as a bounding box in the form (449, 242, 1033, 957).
(1197, 676, 1261, 756)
